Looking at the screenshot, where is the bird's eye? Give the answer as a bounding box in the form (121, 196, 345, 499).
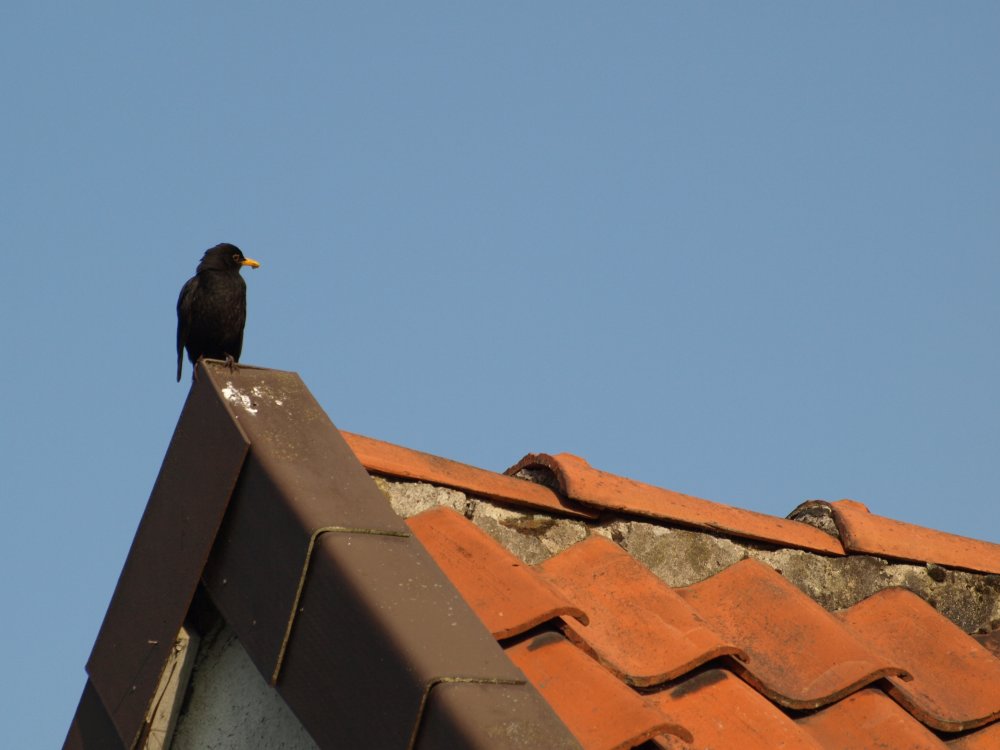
(232, 254, 241, 263)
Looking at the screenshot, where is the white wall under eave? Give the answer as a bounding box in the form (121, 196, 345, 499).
(169, 623, 319, 750)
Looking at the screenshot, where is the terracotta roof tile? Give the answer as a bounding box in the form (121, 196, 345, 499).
(345, 430, 1000, 573)
(796, 688, 949, 749)
(537, 535, 746, 686)
(405, 500, 1000, 747)
(406, 506, 587, 639)
(973, 629, 1000, 660)
(504, 632, 693, 750)
(674, 558, 905, 709)
(506, 452, 844, 555)
(830, 499, 1000, 574)
(647, 668, 824, 749)
(948, 721, 1000, 750)
(836, 587, 1000, 731)
(343, 431, 599, 519)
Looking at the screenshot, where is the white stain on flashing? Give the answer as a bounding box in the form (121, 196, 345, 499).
(222, 382, 258, 416)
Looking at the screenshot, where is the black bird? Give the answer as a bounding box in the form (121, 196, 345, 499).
(176, 243, 260, 381)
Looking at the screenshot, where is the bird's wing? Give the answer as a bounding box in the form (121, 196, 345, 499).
(233, 301, 247, 362)
(176, 276, 198, 381)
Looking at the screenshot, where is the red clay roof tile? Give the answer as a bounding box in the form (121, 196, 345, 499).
(342, 431, 599, 519)
(403, 494, 1000, 746)
(675, 558, 905, 709)
(836, 587, 1000, 732)
(406, 506, 587, 639)
(830, 499, 1000, 574)
(506, 453, 844, 555)
(973, 630, 1000, 660)
(796, 688, 949, 750)
(647, 668, 824, 750)
(537, 535, 745, 687)
(948, 721, 1000, 750)
(505, 632, 693, 750)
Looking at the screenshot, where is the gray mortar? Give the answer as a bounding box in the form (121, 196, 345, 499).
(374, 476, 1000, 635)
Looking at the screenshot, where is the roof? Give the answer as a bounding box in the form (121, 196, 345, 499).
(66, 364, 1000, 749)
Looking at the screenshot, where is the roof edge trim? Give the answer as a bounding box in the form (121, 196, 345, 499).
(407, 676, 525, 750)
(271, 524, 412, 684)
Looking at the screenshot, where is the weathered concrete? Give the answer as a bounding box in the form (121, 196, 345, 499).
(171, 623, 318, 750)
(375, 476, 1000, 635)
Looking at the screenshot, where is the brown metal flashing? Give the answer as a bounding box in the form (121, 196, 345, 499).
(342, 431, 599, 519)
(268, 531, 565, 748)
(506, 452, 845, 555)
(830, 498, 1000, 574)
(194, 366, 577, 748)
(69, 364, 579, 749)
(414, 681, 583, 749)
(64, 681, 127, 750)
(200, 365, 409, 683)
(82, 371, 250, 748)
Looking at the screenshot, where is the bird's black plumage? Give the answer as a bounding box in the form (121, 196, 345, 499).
(176, 243, 260, 381)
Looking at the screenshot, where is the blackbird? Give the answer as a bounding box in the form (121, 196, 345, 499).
(176, 243, 260, 381)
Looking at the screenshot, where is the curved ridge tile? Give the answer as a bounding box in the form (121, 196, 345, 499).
(829, 499, 1000, 574)
(406, 507, 587, 639)
(837, 587, 1000, 732)
(675, 559, 905, 709)
(505, 632, 694, 750)
(342, 431, 598, 519)
(797, 688, 949, 750)
(537, 535, 746, 686)
(506, 453, 844, 555)
(647, 668, 824, 749)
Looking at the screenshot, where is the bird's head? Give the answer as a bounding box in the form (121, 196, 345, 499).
(197, 243, 261, 273)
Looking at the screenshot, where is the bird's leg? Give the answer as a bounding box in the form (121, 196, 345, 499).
(224, 354, 240, 374)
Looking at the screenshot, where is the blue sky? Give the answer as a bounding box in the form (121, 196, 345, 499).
(2, 4, 998, 747)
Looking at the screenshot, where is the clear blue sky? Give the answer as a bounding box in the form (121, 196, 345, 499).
(2, 4, 998, 747)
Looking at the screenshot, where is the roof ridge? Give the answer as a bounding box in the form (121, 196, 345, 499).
(825, 498, 1000, 574)
(506, 452, 843, 555)
(342, 431, 598, 519)
(345, 431, 1000, 571)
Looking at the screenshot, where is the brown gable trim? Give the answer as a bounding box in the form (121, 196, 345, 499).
(68, 363, 579, 749)
(415, 680, 582, 749)
(64, 681, 126, 750)
(78, 370, 250, 748)
(200, 366, 409, 686)
(197, 366, 577, 747)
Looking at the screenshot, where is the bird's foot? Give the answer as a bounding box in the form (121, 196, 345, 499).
(224, 355, 240, 374)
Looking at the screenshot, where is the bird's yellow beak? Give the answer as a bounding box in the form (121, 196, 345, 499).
(242, 258, 261, 269)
